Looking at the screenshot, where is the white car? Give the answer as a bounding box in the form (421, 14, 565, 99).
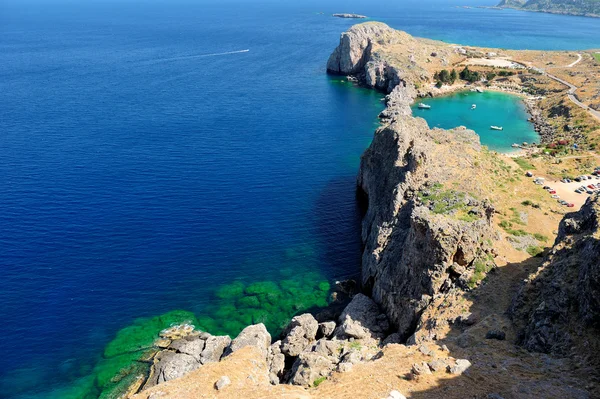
(551, 194, 560, 199)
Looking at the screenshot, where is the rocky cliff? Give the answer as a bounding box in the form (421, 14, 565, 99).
(511, 195, 600, 364)
(328, 22, 498, 342)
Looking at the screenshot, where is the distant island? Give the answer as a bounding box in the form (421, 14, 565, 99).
(496, 0, 600, 18)
(332, 13, 367, 19)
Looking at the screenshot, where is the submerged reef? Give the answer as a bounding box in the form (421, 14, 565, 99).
(68, 271, 332, 398)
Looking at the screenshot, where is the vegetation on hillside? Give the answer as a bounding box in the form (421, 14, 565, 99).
(498, 0, 600, 17)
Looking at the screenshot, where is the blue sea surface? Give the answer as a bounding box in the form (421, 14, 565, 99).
(1, 0, 600, 397)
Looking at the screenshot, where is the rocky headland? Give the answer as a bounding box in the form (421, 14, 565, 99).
(99, 23, 600, 399)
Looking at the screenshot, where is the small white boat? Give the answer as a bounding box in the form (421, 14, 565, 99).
(512, 143, 520, 148)
(418, 103, 431, 109)
(471, 104, 476, 110)
(476, 88, 484, 93)
(491, 126, 503, 131)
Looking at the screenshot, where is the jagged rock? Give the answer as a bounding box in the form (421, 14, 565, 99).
(201, 335, 231, 363)
(485, 329, 506, 340)
(382, 333, 402, 346)
(418, 344, 433, 356)
(318, 321, 336, 338)
(411, 362, 432, 376)
(427, 358, 448, 372)
(281, 314, 319, 356)
(337, 362, 353, 372)
(267, 340, 285, 385)
(341, 349, 362, 364)
(449, 359, 472, 375)
(358, 108, 495, 340)
(335, 293, 389, 339)
(168, 336, 205, 362)
(146, 351, 201, 388)
(289, 352, 336, 387)
(215, 376, 231, 390)
(268, 353, 285, 385)
(226, 324, 271, 360)
(327, 22, 398, 75)
(312, 339, 341, 360)
(511, 196, 600, 355)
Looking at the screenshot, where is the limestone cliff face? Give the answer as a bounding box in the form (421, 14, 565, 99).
(511, 195, 600, 357)
(357, 110, 497, 340)
(328, 23, 497, 341)
(327, 22, 427, 93)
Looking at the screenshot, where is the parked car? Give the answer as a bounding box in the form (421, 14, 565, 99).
(587, 190, 594, 195)
(567, 203, 575, 208)
(559, 200, 568, 205)
(575, 177, 582, 182)
(551, 194, 560, 199)
(543, 186, 550, 190)
(588, 185, 595, 189)
(549, 190, 557, 194)
(526, 171, 533, 177)
(575, 189, 582, 193)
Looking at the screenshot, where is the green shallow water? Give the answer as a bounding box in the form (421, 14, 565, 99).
(411, 91, 540, 153)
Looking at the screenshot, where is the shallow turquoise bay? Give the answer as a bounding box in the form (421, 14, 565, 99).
(411, 91, 540, 153)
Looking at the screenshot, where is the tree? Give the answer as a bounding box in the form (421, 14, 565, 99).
(459, 66, 481, 83)
(486, 72, 497, 81)
(450, 69, 458, 84)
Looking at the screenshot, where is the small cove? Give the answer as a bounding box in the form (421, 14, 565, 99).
(411, 90, 540, 153)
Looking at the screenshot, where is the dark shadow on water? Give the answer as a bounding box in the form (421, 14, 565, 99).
(312, 174, 364, 283)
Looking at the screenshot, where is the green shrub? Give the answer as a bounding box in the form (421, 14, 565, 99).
(526, 246, 544, 257)
(313, 376, 327, 387)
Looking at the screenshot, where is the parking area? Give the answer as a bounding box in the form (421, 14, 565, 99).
(530, 172, 600, 210)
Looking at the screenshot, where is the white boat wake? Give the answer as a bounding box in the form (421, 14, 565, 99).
(150, 49, 250, 64)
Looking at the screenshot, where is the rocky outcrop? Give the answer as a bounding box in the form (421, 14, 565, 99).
(511, 195, 600, 358)
(281, 314, 319, 356)
(334, 293, 389, 339)
(328, 22, 498, 345)
(357, 112, 496, 341)
(144, 332, 231, 389)
(327, 23, 426, 93)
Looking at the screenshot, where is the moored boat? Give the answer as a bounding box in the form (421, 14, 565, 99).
(418, 103, 431, 109)
(491, 125, 503, 131)
(471, 104, 476, 110)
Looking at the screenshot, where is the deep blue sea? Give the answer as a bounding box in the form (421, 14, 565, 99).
(1, 0, 599, 397)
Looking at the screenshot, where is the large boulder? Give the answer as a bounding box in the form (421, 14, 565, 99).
(281, 314, 319, 356)
(335, 294, 389, 339)
(288, 352, 336, 387)
(168, 336, 205, 362)
(144, 351, 201, 388)
(201, 335, 231, 363)
(226, 324, 271, 360)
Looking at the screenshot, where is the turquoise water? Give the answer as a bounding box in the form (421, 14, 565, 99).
(411, 91, 540, 153)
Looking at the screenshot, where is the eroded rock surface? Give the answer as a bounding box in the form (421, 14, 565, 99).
(511, 195, 600, 363)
